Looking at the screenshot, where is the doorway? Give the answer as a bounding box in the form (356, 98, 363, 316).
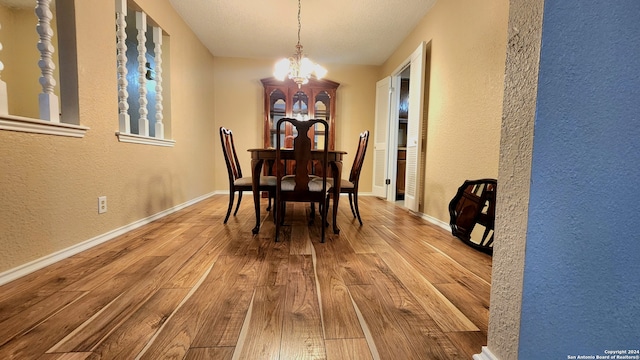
(395, 67, 411, 206)
(372, 42, 428, 213)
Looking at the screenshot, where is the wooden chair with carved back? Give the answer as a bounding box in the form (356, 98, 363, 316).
(326, 130, 369, 225)
(275, 118, 330, 242)
(220, 127, 275, 224)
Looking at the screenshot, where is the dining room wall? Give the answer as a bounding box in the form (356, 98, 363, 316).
(379, 0, 509, 223)
(0, 0, 217, 276)
(211, 57, 379, 194)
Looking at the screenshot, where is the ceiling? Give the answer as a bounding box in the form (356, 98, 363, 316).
(1, 0, 436, 66)
(167, 0, 436, 65)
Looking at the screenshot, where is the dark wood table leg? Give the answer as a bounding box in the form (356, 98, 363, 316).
(251, 159, 263, 234)
(331, 161, 342, 234)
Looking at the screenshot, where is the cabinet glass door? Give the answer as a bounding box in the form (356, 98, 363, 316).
(291, 91, 309, 149)
(292, 90, 309, 120)
(269, 89, 286, 148)
(261, 77, 339, 150)
(314, 91, 330, 122)
(313, 91, 331, 149)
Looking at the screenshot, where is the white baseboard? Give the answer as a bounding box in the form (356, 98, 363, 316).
(473, 347, 499, 360)
(0, 192, 215, 286)
(420, 212, 451, 231)
(355, 193, 451, 232)
(354, 191, 374, 197)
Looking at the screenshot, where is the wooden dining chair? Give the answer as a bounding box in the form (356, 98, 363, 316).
(220, 127, 276, 224)
(275, 118, 330, 242)
(327, 130, 369, 225)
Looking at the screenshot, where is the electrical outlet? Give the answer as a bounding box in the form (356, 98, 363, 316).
(98, 196, 107, 214)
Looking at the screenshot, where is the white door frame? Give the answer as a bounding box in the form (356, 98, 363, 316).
(403, 42, 427, 212)
(371, 77, 392, 198)
(375, 42, 426, 211)
(385, 72, 404, 202)
(387, 73, 400, 201)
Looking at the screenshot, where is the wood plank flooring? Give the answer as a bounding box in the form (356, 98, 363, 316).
(0, 195, 492, 359)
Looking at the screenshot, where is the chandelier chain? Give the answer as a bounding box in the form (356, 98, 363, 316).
(297, 0, 302, 46)
(273, 0, 326, 87)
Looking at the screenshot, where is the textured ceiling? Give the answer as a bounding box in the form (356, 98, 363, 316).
(1, 0, 436, 65)
(167, 0, 436, 65)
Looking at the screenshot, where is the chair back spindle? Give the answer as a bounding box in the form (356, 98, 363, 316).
(220, 127, 243, 182)
(349, 130, 369, 184)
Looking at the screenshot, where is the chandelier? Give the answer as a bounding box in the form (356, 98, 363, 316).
(274, 0, 327, 88)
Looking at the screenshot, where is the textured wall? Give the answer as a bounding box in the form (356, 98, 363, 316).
(379, 0, 509, 222)
(0, 0, 217, 273)
(518, 1, 640, 358)
(488, 1, 544, 359)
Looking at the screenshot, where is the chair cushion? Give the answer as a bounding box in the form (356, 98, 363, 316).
(235, 176, 276, 187)
(261, 176, 277, 186)
(326, 178, 354, 190)
(281, 175, 326, 192)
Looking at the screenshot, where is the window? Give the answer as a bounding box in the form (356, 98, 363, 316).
(115, 0, 173, 147)
(0, 0, 87, 137)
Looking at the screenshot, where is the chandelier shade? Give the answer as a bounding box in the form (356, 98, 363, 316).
(274, 0, 326, 87)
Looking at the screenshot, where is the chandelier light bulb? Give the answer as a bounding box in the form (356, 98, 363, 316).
(300, 57, 314, 75)
(274, 58, 291, 81)
(314, 64, 327, 79)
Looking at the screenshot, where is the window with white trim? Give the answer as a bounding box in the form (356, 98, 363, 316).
(115, 0, 173, 147)
(0, 0, 86, 137)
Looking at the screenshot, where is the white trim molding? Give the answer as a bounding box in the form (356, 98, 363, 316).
(0, 192, 214, 286)
(116, 131, 175, 147)
(152, 26, 165, 139)
(115, 0, 131, 134)
(473, 346, 499, 360)
(420, 212, 450, 231)
(136, 11, 149, 137)
(36, 0, 60, 122)
(0, 114, 88, 137)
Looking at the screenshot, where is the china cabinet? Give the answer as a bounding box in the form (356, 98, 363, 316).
(261, 77, 339, 151)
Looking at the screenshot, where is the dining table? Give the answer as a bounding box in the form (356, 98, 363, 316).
(247, 148, 347, 235)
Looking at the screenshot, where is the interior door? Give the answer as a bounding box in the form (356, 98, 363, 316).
(372, 76, 392, 198)
(404, 42, 426, 212)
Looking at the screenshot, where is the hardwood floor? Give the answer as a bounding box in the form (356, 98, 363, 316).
(0, 195, 491, 359)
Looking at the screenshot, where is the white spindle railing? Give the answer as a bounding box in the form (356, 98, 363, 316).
(153, 26, 164, 139)
(35, 0, 59, 122)
(0, 22, 8, 116)
(115, 0, 130, 134)
(136, 11, 149, 137)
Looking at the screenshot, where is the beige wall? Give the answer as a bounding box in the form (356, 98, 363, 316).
(0, 0, 217, 273)
(380, 0, 509, 222)
(212, 57, 379, 193)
